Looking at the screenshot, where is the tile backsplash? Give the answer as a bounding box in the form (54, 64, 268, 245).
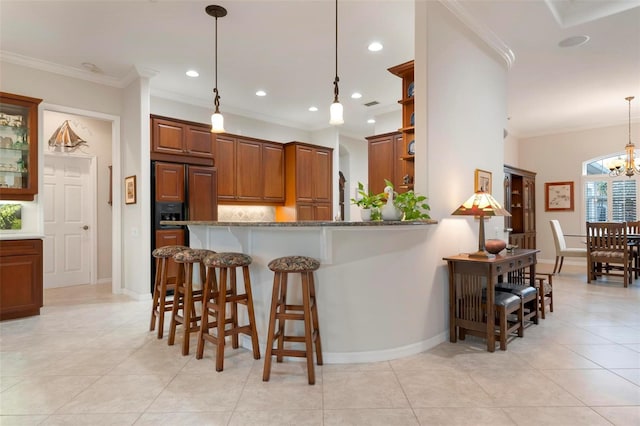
(217, 205, 275, 222)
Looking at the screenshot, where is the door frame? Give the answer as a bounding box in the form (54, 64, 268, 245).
(43, 152, 97, 286)
(41, 103, 121, 293)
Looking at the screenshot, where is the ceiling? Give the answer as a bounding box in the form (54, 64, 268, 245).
(1, 0, 639, 139)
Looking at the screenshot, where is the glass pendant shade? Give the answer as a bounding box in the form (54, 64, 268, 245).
(329, 101, 344, 125)
(211, 112, 225, 133)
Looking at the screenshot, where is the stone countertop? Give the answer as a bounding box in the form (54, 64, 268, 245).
(0, 233, 45, 241)
(162, 219, 438, 227)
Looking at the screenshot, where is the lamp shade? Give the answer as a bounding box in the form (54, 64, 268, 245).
(211, 112, 225, 133)
(330, 101, 344, 125)
(452, 191, 510, 258)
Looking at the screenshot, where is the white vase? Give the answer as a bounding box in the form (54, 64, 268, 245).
(360, 208, 372, 221)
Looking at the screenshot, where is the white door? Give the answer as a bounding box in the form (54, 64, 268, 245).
(43, 155, 93, 288)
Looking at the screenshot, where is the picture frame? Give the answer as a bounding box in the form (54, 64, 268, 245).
(474, 169, 492, 194)
(124, 175, 136, 205)
(545, 181, 574, 211)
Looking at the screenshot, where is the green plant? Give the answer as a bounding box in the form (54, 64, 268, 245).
(383, 179, 431, 220)
(350, 181, 383, 210)
(0, 204, 22, 230)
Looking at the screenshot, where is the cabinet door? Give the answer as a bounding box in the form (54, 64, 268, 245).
(314, 203, 333, 221)
(236, 138, 263, 201)
(0, 239, 43, 320)
(296, 204, 314, 221)
(295, 145, 314, 202)
(313, 148, 332, 202)
(155, 162, 185, 202)
(263, 143, 284, 202)
(155, 229, 185, 286)
(185, 125, 214, 158)
(152, 118, 185, 155)
(503, 172, 512, 231)
(368, 134, 395, 196)
(523, 177, 536, 234)
(215, 135, 236, 200)
(394, 133, 411, 192)
(188, 166, 218, 221)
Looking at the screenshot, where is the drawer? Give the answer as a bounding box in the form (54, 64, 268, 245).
(0, 239, 42, 256)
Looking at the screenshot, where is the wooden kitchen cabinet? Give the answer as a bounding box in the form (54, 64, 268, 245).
(277, 142, 333, 221)
(0, 92, 42, 202)
(504, 165, 536, 249)
(188, 165, 218, 221)
(366, 131, 407, 196)
(151, 115, 214, 164)
(0, 239, 43, 320)
(214, 134, 284, 204)
(154, 162, 185, 203)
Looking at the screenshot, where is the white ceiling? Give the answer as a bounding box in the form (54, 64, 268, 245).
(1, 0, 639, 139)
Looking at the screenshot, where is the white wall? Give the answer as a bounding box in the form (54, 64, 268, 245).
(518, 122, 640, 264)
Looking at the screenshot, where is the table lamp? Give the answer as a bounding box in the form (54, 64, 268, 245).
(452, 191, 511, 258)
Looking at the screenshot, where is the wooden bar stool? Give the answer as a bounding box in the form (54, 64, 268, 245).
(263, 255, 322, 385)
(196, 252, 261, 371)
(150, 245, 188, 339)
(168, 248, 214, 356)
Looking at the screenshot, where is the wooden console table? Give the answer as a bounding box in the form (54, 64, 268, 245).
(443, 249, 539, 352)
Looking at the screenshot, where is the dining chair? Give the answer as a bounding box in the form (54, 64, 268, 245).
(586, 221, 632, 287)
(550, 220, 587, 274)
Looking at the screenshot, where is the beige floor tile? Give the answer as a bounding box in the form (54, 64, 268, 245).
(592, 406, 640, 426)
(40, 413, 140, 425)
(179, 348, 256, 378)
(581, 326, 640, 344)
(625, 344, 640, 353)
(229, 409, 323, 425)
(502, 407, 611, 426)
(321, 360, 392, 373)
(134, 411, 232, 425)
(511, 344, 602, 370)
(235, 380, 323, 411)
(395, 369, 493, 408)
(107, 345, 190, 376)
(0, 376, 24, 392)
(542, 369, 640, 406)
(413, 407, 514, 425)
(611, 368, 640, 385)
(145, 372, 245, 412)
(0, 415, 48, 425)
(324, 408, 418, 425)
(450, 348, 533, 371)
(323, 371, 409, 409)
(44, 350, 135, 376)
(57, 375, 173, 414)
(565, 344, 640, 368)
(468, 369, 583, 407)
(0, 376, 99, 415)
(388, 350, 460, 371)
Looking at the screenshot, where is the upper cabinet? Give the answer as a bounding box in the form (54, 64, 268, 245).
(504, 165, 537, 249)
(0, 92, 42, 201)
(215, 133, 285, 204)
(151, 115, 214, 165)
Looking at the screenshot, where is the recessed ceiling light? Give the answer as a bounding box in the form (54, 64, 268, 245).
(309, 106, 318, 112)
(351, 92, 362, 99)
(367, 118, 376, 124)
(256, 90, 266, 97)
(368, 42, 383, 52)
(186, 70, 199, 77)
(558, 35, 590, 48)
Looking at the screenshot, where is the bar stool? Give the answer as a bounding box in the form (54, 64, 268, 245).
(149, 245, 188, 339)
(196, 252, 261, 371)
(168, 248, 214, 356)
(263, 255, 322, 385)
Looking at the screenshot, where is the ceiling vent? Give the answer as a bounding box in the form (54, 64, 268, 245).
(363, 101, 379, 107)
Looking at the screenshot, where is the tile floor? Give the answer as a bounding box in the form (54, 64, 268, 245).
(1, 265, 639, 425)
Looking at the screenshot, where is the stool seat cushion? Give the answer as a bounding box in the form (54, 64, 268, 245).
(204, 252, 252, 268)
(494, 291, 521, 308)
(495, 282, 537, 299)
(173, 248, 216, 263)
(152, 245, 189, 259)
(268, 256, 320, 272)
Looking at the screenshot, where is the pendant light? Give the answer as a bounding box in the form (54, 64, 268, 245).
(608, 96, 638, 177)
(329, 0, 344, 125)
(206, 5, 227, 133)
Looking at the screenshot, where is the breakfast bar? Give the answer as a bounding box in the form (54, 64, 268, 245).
(169, 220, 440, 364)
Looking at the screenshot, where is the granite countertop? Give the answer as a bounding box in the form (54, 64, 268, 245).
(163, 219, 437, 227)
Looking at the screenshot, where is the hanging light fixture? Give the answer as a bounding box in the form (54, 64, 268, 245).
(609, 96, 637, 177)
(329, 0, 344, 125)
(206, 5, 227, 133)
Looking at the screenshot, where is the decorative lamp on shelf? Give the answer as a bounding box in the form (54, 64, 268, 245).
(451, 191, 511, 259)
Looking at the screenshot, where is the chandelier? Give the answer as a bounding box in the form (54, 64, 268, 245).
(609, 96, 637, 177)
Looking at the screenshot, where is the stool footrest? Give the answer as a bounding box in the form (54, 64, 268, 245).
(271, 348, 307, 358)
(276, 312, 305, 321)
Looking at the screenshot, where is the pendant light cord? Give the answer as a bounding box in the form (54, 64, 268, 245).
(333, 0, 339, 102)
(214, 15, 221, 113)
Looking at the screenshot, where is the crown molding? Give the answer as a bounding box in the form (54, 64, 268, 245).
(439, 0, 515, 69)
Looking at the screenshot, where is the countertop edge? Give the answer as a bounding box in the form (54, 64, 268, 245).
(163, 220, 438, 227)
(0, 233, 45, 241)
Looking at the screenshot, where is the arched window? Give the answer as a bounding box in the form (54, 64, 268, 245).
(583, 154, 639, 222)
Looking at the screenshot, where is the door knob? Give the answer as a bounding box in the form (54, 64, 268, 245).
(83, 225, 89, 230)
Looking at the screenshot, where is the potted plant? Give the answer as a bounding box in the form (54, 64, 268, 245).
(383, 179, 431, 221)
(351, 181, 383, 221)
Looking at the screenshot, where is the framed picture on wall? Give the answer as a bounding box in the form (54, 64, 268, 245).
(545, 181, 574, 211)
(124, 175, 136, 205)
(474, 169, 492, 194)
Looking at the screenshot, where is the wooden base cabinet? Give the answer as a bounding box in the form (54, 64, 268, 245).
(504, 165, 536, 249)
(0, 239, 43, 320)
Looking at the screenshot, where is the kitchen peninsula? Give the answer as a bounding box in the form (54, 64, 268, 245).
(168, 219, 440, 364)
